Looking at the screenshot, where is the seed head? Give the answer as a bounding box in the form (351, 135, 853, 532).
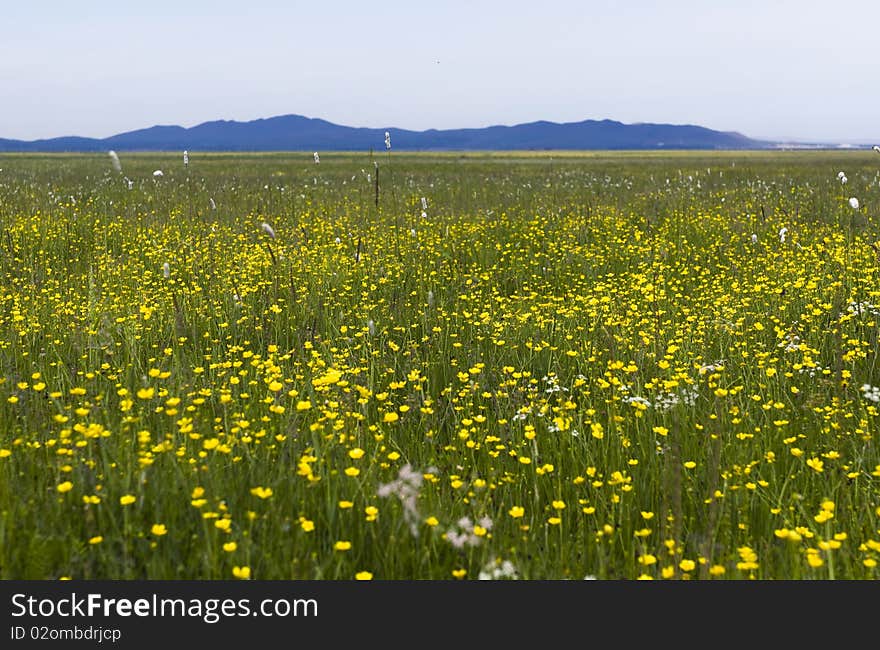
(108, 150, 122, 173)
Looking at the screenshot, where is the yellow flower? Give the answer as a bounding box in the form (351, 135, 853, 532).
(382, 412, 399, 423)
(249, 486, 273, 499)
(344, 467, 360, 477)
(223, 542, 238, 552)
(355, 571, 373, 580)
(547, 517, 562, 525)
(312, 368, 342, 387)
(151, 523, 167, 536)
(334, 541, 352, 551)
(232, 566, 251, 579)
(300, 519, 315, 532)
(552, 500, 566, 510)
(679, 559, 696, 572)
(348, 448, 365, 459)
(295, 400, 312, 411)
(88, 536, 103, 545)
(56, 481, 74, 493)
(120, 495, 136, 506)
(137, 387, 155, 399)
(452, 568, 467, 579)
(508, 506, 525, 518)
(425, 516, 439, 527)
(338, 500, 354, 509)
(814, 510, 833, 524)
(214, 519, 232, 532)
(806, 552, 824, 568)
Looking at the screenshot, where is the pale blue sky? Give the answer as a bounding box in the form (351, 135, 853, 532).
(2, 0, 878, 143)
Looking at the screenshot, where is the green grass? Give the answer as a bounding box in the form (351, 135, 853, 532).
(0, 149, 878, 580)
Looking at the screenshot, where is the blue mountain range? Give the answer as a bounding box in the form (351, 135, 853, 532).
(0, 114, 770, 151)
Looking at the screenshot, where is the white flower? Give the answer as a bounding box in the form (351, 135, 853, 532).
(152, 169, 163, 178)
(860, 384, 880, 403)
(261, 222, 276, 239)
(837, 171, 846, 179)
(313, 152, 320, 164)
(751, 233, 758, 244)
(421, 211, 428, 219)
(849, 197, 860, 210)
(840, 175, 847, 185)
(384, 131, 391, 150)
(446, 531, 468, 549)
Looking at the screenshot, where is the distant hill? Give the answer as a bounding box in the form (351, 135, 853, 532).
(0, 114, 771, 152)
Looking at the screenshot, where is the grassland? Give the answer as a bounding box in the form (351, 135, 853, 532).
(0, 149, 878, 580)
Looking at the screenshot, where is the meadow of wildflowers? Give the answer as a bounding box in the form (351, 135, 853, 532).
(0, 149, 878, 580)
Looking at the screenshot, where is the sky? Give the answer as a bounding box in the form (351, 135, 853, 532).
(2, 0, 879, 144)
